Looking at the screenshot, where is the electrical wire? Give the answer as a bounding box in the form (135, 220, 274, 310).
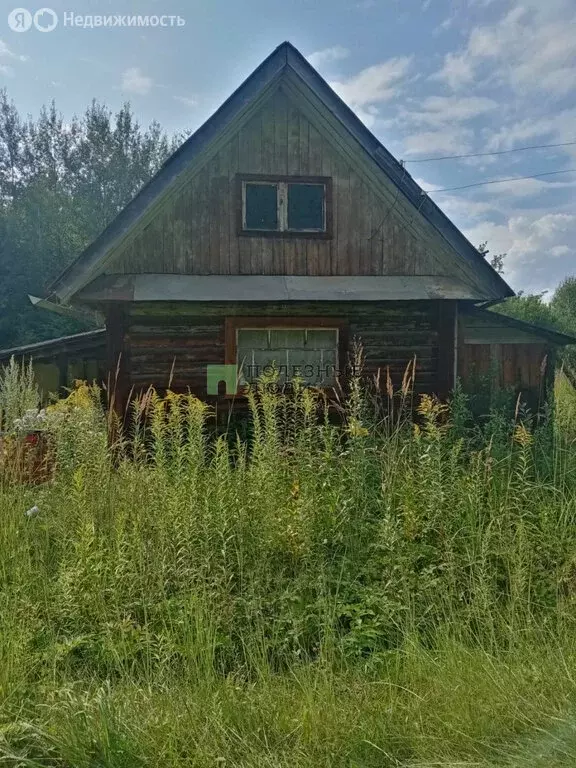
(425, 168, 576, 194)
(403, 139, 576, 164)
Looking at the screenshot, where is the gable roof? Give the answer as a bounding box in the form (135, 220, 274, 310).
(47, 41, 514, 303)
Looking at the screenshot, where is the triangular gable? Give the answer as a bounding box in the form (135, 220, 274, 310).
(47, 42, 513, 303)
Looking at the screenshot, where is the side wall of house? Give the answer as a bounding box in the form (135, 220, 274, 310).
(458, 311, 553, 410)
(107, 300, 457, 406)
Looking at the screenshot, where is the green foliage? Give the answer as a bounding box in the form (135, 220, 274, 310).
(0, 90, 177, 348)
(478, 239, 507, 274)
(1, 380, 576, 764)
(552, 277, 576, 331)
(492, 291, 562, 330)
(0, 356, 39, 431)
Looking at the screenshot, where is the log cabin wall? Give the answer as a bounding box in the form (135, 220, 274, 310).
(116, 300, 456, 401)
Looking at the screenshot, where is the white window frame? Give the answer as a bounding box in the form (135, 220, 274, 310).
(235, 325, 340, 386)
(241, 180, 326, 233)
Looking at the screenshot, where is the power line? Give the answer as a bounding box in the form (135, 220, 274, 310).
(403, 139, 576, 164)
(426, 168, 576, 194)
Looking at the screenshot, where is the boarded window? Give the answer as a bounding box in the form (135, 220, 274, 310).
(236, 327, 338, 386)
(287, 183, 324, 230)
(244, 183, 278, 230)
(241, 177, 329, 235)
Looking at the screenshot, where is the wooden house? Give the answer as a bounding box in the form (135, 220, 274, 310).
(2, 42, 574, 416)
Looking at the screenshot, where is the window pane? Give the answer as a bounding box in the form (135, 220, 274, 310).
(306, 329, 337, 349)
(287, 184, 325, 231)
(237, 326, 338, 387)
(244, 183, 278, 230)
(238, 330, 268, 348)
(269, 329, 306, 349)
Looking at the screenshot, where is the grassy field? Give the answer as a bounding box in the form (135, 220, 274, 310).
(2, 370, 576, 766)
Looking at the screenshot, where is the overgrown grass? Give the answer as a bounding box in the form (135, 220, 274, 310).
(2, 372, 576, 766)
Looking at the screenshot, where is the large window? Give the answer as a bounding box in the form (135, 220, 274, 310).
(238, 175, 331, 237)
(225, 318, 345, 391)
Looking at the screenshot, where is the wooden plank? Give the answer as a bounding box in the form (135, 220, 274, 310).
(261, 95, 275, 174)
(389, 221, 405, 276)
(237, 123, 252, 274)
(436, 301, 456, 398)
(349, 171, 362, 274)
(299, 112, 310, 175)
(273, 88, 288, 176)
(196, 164, 210, 273)
(247, 113, 264, 275)
(227, 133, 240, 275)
(318, 125, 333, 275)
(208, 154, 221, 275)
(216, 145, 230, 275)
(259, 108, 275, 276)
(285, 99, 305, 275)
(334, 158, 349, 275)
(287, 101, 301, 175)
(271, 88, 290, 275)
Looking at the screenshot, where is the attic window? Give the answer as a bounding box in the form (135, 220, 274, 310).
(238, 175, 332, 238)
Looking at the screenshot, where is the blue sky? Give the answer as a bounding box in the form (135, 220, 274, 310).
(1, 0, 575, 296)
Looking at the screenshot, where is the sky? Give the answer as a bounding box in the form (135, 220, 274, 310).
(1, 0, 575, 297)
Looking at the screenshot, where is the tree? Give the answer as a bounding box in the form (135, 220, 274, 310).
(492, 291, 561, 330)
(478, 240, 506, 275)
(551, 277, 576, 333)
(0, 92, 177, 348)
(550, 277, 576, 371)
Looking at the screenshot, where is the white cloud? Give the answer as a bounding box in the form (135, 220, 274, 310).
(403, 127, 473, 157)
(403, 95, 498, 128)
(396, 95, 497, 157)
(550, 245, 571, 257)
(433, 2, 576, 98)
(121, 67, 153, 96)
(0, 39, 27, 62)
(307, 46, 349, 69)
(174, 95, 197, 108)
(464, 212, 576, 293)
(0, 39, 27, 76)
(431, 51, 475, 90)
(330, 56, 412, 108)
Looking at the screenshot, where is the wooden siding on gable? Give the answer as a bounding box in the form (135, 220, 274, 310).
(107, 86, 483, 286)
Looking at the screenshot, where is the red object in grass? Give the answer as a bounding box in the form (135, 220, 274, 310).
(24, 433, 39, 446)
